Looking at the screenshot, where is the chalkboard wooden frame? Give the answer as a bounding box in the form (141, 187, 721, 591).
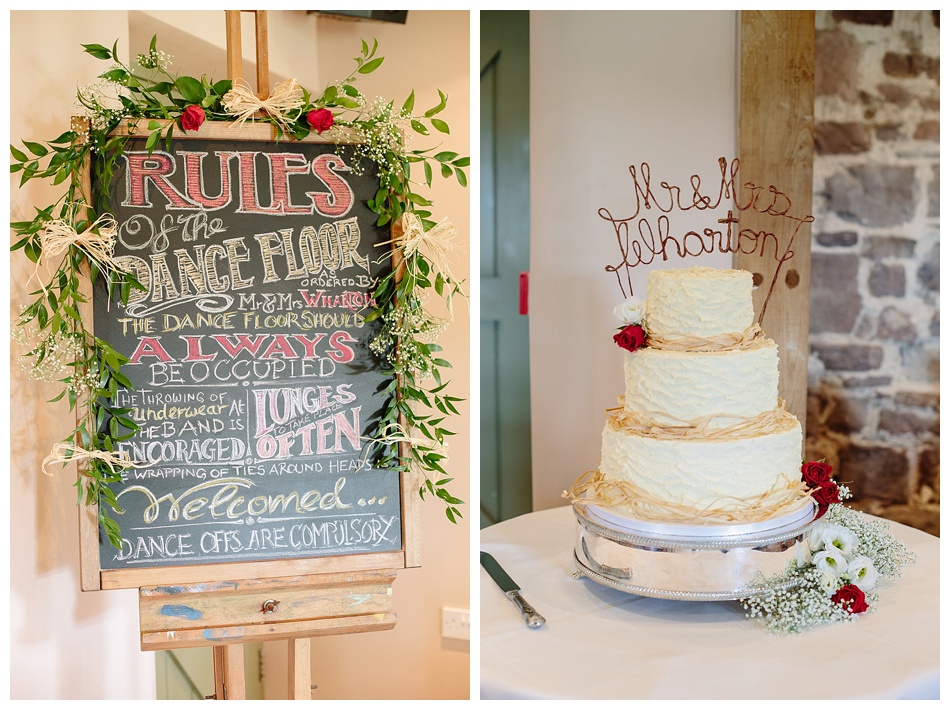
(76, 118, 422, 593)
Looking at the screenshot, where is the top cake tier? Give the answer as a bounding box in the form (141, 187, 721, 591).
(646, 266, 754, 339)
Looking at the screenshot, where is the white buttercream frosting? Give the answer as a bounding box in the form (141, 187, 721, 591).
(646, 266, 753, 339)
(624, 337, 780, 427)
(600, 411, 803, 516)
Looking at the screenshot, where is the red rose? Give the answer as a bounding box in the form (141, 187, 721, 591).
(180, 104, 206, 132)
(831, 584, 869, 614)
(811, 478, 841, 518)
(613, 324, 647, 352)
(307, 108, 334, 133)
(802, 460, 834, 487)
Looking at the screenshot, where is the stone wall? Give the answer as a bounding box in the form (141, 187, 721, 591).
(808, 10, 939, 535)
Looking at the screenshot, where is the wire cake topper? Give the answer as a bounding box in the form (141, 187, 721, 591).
(598, 158, 814, 324)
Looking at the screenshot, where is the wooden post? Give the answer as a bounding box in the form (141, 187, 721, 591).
(736, 10, 815, 429)
(224, 9, 270, 97)
(212, 645, 246, 700)
(288, 638, 312, 700)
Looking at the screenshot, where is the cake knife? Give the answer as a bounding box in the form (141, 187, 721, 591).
(480, 551, 546, 629)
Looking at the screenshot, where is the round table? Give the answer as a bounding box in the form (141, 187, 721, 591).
(480, 506, 939, 700)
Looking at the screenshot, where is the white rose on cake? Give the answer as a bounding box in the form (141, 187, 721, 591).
(613, 295, 645, 325)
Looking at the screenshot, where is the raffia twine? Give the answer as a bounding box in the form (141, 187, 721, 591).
(41, 442, 146, 477)
(646, 324, 763, 352)
(359, 421, 447, 468)
(378, 213, 460, 282)
(222, 78, 304, 130)
(376, 213, 464, 314)
(564, 469, 810, 525)
(607, 399, 797, 441)
(37, 211, 123, 274)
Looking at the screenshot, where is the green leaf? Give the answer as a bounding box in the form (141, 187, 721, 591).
(424, 90, 448, 117)
(81, 43, 113, 60)
(431, 118, 450, 134)
(175, 76, 205, 103)
(402, 91, 415, 114)
(100, 68, 128, 83)
(358, 57, 384, 75)
(455, 167, 468, 187)
(145, 129, 161, 153)
(23, 141, 48, 157)
(410, 120, 429, 136)
(49, 131, 77, 144)
(336, 96, 361, 109)
(10, 145, 28, 162)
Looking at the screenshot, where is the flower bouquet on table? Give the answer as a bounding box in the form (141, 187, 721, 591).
(741, 461, 916, 634)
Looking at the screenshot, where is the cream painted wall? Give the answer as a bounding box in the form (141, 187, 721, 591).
(8, 11, 156, 700)
(528, 11, 738, 510)
(8, 9, 470, 700)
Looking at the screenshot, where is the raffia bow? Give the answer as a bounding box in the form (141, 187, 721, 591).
(378, 213, 461, 292)
(222, 78, 304, 129)
(37, 211, 123, 274)
(41, 442, 146, 477)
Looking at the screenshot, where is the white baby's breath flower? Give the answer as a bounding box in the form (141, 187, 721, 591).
(813, 548, 849, 577)
(613, 295, 645, 325)
(847, 555, 880, 592)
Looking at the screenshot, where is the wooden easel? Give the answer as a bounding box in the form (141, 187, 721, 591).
(75, 10, 421, 699)
(152, 12, 384, 700)
(211, 12, 288, 699)
(225, 9, 269, 99)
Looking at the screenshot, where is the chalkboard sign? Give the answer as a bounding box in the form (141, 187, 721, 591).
(90, 127, 403, 572)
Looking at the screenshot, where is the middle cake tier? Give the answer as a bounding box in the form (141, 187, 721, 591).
(624, 336, 780, 427)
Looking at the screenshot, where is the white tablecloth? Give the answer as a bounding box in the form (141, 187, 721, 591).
(480, 506, 939, 700)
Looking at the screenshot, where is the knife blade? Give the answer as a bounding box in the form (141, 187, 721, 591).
(480, 551, 546, 629)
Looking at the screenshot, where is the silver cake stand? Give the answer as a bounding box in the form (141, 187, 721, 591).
(572, 500, 818, 601)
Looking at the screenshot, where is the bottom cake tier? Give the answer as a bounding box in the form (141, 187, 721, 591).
(599, 408, 805, 522)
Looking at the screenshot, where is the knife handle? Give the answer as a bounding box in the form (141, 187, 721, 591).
(505, 590, 546, 629)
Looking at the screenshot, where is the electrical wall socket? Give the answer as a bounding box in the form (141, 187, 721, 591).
(441, 607, 470, 641)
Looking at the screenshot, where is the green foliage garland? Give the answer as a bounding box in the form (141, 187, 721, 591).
(10, 36, 468, 547)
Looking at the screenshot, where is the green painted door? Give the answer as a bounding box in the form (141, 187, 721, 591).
(480, 11, 532, 527)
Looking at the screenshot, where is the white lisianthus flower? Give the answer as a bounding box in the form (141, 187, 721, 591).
(847, 555, 879, 592)
(807, 523, 831, 552)
(817, 570, 840, 596)
(794, 540, 812, 567)
(812, 548, 848, 577)
(613, 296, 645, 325)
(819, 523, 859, 557)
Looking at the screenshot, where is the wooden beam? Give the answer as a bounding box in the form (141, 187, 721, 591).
(288, 638, 312, 700)
(212, 645, 246, 700)
(736, 10, 815, 430)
